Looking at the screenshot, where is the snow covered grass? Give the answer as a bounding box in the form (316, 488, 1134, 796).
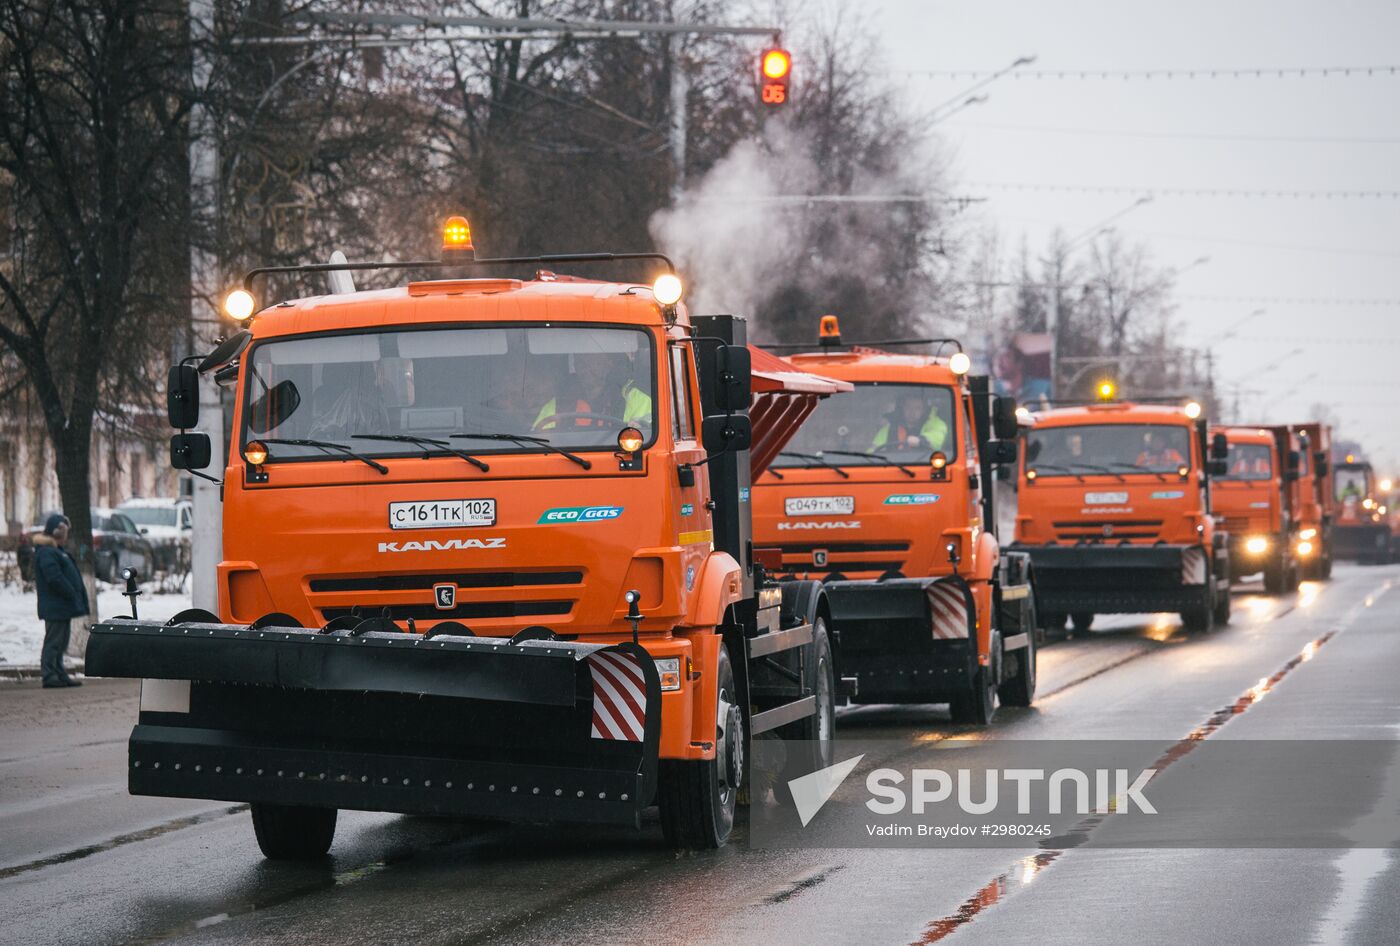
(0, 577, 191, 670)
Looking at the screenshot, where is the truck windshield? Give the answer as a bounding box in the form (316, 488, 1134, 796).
(1026, 423, 1193, 476)
(240, 325, 655, 459)
(1335, 467, 1369, 502)
(1220, 442, 1273, 481)
(773, 383, 958, 468)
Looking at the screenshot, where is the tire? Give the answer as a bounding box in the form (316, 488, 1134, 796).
(779, 619, 836, 777)
(659, 644, 739, 849)
(1041, 611, 1068, 639)
(1320, 553, 1333, 579)
(1180, 572, 1215, 633)
(1070, 612, 1094, 636)
(1263, 555, 1286, 594)
(950, 632, 1000, 725)
(250, 803, 337, 860)
(1213, 582, 1232, 626)
(998, 602, 1037, 708)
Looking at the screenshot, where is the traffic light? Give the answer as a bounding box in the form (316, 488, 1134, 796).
(759, 47, 791, 107)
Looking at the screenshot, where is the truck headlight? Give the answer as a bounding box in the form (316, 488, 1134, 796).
(1297, 540, 1314, 557)
(1245, 535, 1269, 555)
(1299, 527, 1317, 540)
(654, 657, 682, 691)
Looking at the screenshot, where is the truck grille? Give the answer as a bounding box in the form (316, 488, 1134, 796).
(309, 570, 583, 593)
(321, 601, 572, 622)
(1051, 519, 1165, 541)
(1223, 517, 1253, 535)
(777, 541, 910, 574)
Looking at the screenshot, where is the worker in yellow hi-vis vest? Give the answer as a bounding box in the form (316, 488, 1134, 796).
(871, 391, 948, 451)
(533, 351, 652, 431)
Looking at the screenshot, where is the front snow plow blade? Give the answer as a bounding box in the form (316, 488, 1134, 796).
(86, 619, 661, 827)
(825, 576, 978, 704)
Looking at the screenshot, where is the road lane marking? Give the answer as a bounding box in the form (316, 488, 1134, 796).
(0, 805, 247, 881)
(909, 575, 1397, 944)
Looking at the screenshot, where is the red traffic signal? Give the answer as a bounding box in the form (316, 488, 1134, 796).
(759, 47, 791, 106)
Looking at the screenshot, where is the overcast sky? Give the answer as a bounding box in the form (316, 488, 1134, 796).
(866, 0, 1400, 468)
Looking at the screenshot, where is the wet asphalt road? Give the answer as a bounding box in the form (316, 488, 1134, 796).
(2, 564, 1398, 945)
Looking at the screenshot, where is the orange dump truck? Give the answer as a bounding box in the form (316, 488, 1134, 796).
(86, 224, 851, 856)
(1289, 422, 1334, 579)
(1012, 401, 1231, 634)
(1210, 426, 1301, 593)
(750, 318, 1037, 725)
(1333, 454, 1390, 562)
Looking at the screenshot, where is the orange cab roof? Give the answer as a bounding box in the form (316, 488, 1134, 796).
(1215, 426, 1275, 445)
(248, 278, 672, 339)
(1031, 403, 1196, 428)
(785, 347, 962, 384)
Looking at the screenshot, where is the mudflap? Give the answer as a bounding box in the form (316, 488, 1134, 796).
(824, 576, 978, 704)
(85, 619, 662, 827)
(1334, 523, 1390, 561)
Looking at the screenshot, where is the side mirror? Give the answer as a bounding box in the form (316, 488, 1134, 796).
(1211, 432, 1229, 461)
(1314, 452, 1329, 476)
(196, 330, 253, 374)
(987, 440, 1018, 466)
(702, 414, 753, 454)
(1207, 459, 1228, 477)
(246, 379, 302, 434)
(139, 527, 149, 535)
(170, 432, 212, 471)
(713, 344, 752, 413)
(992, 396, 1019, 441)
(167, 365, 199, 429)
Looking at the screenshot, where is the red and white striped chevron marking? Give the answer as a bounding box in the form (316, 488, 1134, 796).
(586, 650, 647, 741)
(927, 581, 971, 640)
(1181, 546, 1207, 585)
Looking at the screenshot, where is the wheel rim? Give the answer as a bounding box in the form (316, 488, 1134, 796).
(816, 652, 833, 743)
(715, 684, 742, 805)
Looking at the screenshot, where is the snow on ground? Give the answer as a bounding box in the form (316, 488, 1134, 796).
(0, 580, 191, 670)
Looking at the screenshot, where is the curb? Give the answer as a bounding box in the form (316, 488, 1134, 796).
(0, 661, 85, 682)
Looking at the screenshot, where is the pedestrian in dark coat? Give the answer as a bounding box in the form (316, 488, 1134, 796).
(33, 513, 88, 688)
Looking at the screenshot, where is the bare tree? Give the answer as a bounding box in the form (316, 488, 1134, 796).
(0, 0, 192, 578)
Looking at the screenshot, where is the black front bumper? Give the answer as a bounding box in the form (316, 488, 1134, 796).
(88, 620, 661, 826)
(1333, 523, 1390, 559)
(1013, 543, 1217, 614)
(825, 577, 981, 704)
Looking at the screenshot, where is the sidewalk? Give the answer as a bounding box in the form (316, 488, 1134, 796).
(0, 583, 191, 678)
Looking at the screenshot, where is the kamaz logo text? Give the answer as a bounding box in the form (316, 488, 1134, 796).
(777, 521, 862, 530)
(378, 537, 507, 553)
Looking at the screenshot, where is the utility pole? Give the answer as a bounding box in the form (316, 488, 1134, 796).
(669, 33, 689, 202)
(188, 0, 222, 614)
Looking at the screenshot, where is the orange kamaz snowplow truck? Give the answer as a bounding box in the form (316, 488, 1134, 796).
(750, 317, 1038, 725)
(1333, 453, 1390, 562)
(1012, 396, 1232, 634)
(1289, 422, 1334, 579)
(1209, 426, 1301, 593)
(85, 219, 852, 858)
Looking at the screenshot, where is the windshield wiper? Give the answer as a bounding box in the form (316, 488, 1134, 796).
(352, 433, 489, 471)
(1026, 462, 1085, 482)
(258, 438, 389, 474)
(1102, 460, 1169, 482)
(821, 449, 916, 478)
(1067, 463, 1126, 483)
(778, 451, 851, 479)
(451, 432, 592, 470)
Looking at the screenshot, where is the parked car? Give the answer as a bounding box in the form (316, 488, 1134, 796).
(117, 497, 193, 573)
(18, 507, 156, 583)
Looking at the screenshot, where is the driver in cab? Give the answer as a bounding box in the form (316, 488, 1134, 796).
(1136, 430, 1184, 468)
(533, 351, 652, 431)
(871, 392, 948, 451)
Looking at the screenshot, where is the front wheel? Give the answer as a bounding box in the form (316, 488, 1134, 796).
(779, 619, 836, 777)
(1213, 582, 1232, 626)
(658, 645, 740, 849)
(950, 632, 1000, 725)
(250, 803, 337, 860)
(1181, 578, 1215, 634)
(998, 608, 1037, 708)
(1069, 612, 1094, 636)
